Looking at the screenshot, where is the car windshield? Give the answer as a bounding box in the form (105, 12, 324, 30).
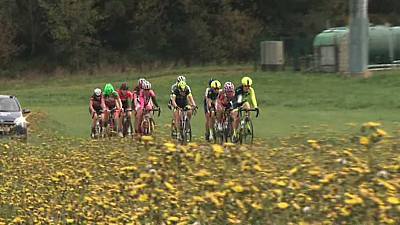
(0, 98, 20, 112)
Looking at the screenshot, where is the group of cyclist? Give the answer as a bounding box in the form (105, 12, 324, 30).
(89, 74, 259, 141)
(89, 79, 160, 138)
(203, 76, 259, 142)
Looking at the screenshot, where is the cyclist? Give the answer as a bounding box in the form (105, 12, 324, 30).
(89, 88, 105, 138)
(117, 82, 133, 135)
(204, 79, 221, 141)
(103, 83, 123, 137)
(171, 80, 197, 140)
(133, 78, 146, 97)
(232, 76, 259, 138)
(169, 75, 190, 109)
(135, 80, 160, 134)
(132, 78, 146, 133)
(216, 82, 236, 135)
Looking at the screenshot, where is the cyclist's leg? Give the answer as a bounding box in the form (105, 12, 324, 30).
(114, 109, 121, 132)
(136, 107, 144, 134)
(231, 108, 240, 138)
(103, 107, 110, 127)
(174, 108, 181, 133)
(242, 102, 251, 116)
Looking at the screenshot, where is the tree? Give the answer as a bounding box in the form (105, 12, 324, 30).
(0, 17, 17, 67)
(40, 0, 100, 69)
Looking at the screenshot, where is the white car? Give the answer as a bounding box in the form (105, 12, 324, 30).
(0, 95, 30, 140)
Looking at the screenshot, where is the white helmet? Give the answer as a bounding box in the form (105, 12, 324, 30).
(94, 88, 102, 96)
(224, 82, 235, 92)
(176, 75, 186, 83)
(143, 81, 151, 90)
(138, 78, 146, 88)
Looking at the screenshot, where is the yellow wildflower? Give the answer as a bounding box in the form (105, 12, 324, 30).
(359, 136, 369, 146)
(344, 193, 363, 205)
(164, 182, 176, 191)
(138, 194, 149, 202)
(231, 185, 245, 193)
(212, 144, 224, 157)
(251, 202, 263, 210)
(387, 197, 399, 205)
(167, 216, 180, 222)
(277, 202, 289, 209)
(194, 169, 211, 177)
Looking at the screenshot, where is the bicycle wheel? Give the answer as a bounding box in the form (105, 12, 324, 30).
(122, 117, 130, 137)
(185, 119, 192, 143)
(180, 124, 187, 145)
(170, 119, 177, 139)
(240, 118, 254, 144)
(95, 120, 102, 139)
(214, 122, 223, 144)
(141, 118, 150, 135)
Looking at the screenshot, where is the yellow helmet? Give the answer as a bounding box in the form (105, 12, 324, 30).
(178, 81, 187, 91)
(241, 76, 253, 86)
(211, 80, 221, 89)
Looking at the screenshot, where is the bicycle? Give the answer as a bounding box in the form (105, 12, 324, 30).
(104, 108, 117, 138)
(237, 108, 259, 144)
(140, 108, 161, 135)
(121, 109, 133, 137)
(213, 108, 233, 144)
(172, 106, 197, 145)
(92, 110, 103, 139)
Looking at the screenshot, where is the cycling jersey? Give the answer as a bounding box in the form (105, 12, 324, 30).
(117, 89, 133, 109)
(172, 87, 192, 108)
(136, 89, 159, 111)
(104, 91, 119, 109)
(204, 87, 220, 113)
(171, 83, 192, 94)
(217, 90, 236, 107)
(89, 94, 104, 114)
(235, 85, 258, 108)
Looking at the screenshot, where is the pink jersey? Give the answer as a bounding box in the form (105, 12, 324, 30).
(136, 89, 156, 109)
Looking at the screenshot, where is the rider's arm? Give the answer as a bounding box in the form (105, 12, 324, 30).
(114, 92, 122, 110)
(127, 92, 133, 109)
(101, 96, 106, 111)
(249, 87, 258, 108)
(171, 94, 178, 108)
(151, 96, 159, 108)
(188, 93, 196, 107)
(89, 98, 95, 113)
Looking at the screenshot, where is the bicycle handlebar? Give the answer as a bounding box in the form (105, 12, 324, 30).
(239, 108, 259, 118)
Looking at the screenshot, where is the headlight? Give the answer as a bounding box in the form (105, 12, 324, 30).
(14, 116, 27, 127)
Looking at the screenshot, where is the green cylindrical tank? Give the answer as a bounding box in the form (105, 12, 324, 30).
(369, 26, 393, 64)
(313, 27, 348, 48)
(391, 26, 400, 61)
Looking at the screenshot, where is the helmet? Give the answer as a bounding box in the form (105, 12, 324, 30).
(176, 75, 186, 83)
(211, 80, 221, 89)
(103, 83, 115, 96)
(142, 81, 151, 90)
(177, 81, 187, 91)
(138, 78, 146, 88)
(120, 82, 128, 90)
(224, 82, 235, 92)
(241, 76, 253, 86)
(208, 78, 215, 87)
(94, 88, 102, 97)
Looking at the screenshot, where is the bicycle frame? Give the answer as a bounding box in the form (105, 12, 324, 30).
(141, 108, 160, 135)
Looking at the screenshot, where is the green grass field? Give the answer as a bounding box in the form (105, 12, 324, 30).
(1, 66, 400, 139)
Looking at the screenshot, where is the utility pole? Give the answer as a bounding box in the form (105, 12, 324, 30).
(349, 0, 369, 76)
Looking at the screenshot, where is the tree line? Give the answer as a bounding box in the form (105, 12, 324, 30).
(0, 0, 398, 73)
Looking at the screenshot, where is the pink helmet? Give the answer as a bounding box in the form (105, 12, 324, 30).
(224, 82, 235, 92)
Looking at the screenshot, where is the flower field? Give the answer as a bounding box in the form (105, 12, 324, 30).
(0, 113, 399, 224)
